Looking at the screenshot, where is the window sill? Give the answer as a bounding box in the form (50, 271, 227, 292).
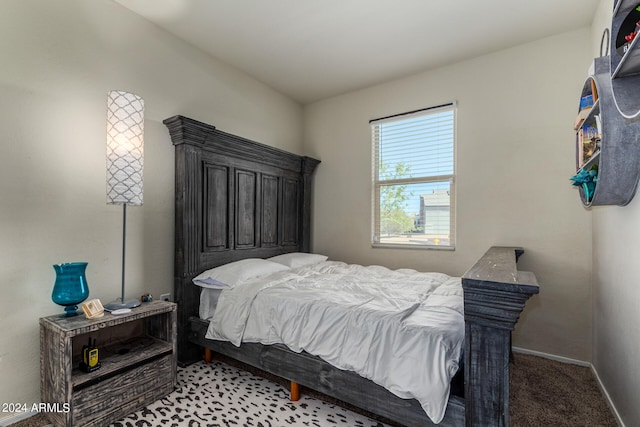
(371, 243, 455, 251)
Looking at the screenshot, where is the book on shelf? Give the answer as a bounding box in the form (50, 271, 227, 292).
(574, 94, 595, 130)
(580, 94, 594, 109)
(578, 127, 584, 168)
(589, 80, 598, 103)
(580, 124, 601, 166)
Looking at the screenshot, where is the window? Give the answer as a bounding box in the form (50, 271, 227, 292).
(371, 103, 456, 249)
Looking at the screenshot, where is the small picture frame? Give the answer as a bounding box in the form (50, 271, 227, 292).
(82, 299, 105, 319)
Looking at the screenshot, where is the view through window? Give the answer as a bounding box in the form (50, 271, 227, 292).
(371, 103, 456, 249)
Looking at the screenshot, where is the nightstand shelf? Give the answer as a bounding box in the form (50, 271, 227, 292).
(40, 301, 177, 427)
(71, 336, 173, 389)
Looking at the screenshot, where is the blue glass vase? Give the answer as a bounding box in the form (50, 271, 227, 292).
(52, 262, 90, 317)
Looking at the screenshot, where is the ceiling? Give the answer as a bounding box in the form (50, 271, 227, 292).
(116, 0, 600, 104)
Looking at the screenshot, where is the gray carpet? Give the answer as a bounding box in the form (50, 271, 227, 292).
(509, 353, 617, 427)
(7, 353, 617, 427)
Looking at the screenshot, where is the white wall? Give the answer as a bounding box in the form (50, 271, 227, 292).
(591, 1, 640, 425)
(304, 29, 594, 361)
(0, 0, 302, 421)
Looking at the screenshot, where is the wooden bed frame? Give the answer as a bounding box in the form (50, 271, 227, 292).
(164, 115, 539, 427)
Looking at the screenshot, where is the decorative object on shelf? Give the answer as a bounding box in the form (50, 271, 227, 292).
(140, 293, 153, 302)
(79, 337, 100, 373)
(82, 298, 104, 319)
(51, 262, 90, 317)
(570, 166, 599, 203)
(614, 4, 640, 56)
(105, 90, 144, 311)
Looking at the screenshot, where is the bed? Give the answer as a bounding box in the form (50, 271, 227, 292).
(163, 115, 539, 427)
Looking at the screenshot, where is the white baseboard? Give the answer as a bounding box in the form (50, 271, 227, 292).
(512, 346, 591, 367)
(590, 364, 626, 427)
(512, 346, 625, 427)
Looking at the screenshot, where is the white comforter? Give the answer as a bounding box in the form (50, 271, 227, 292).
(205, 261, 464, 424)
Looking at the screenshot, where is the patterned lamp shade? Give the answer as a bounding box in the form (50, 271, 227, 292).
(106, 90, 144, 205)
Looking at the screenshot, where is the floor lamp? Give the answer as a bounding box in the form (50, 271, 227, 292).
(104, 90, 144, 311)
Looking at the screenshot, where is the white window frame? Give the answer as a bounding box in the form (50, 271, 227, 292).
(371, 102, 457, 250)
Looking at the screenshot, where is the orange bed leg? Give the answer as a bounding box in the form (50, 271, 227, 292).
(204, 347, 213, 364)
(290, 381, 300, 401)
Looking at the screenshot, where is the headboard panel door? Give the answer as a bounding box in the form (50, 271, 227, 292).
(198, 155, 307, 265)
(282, 177, 300, 246)
(203, 163, 230, 251)
(164, 115, 319, 364)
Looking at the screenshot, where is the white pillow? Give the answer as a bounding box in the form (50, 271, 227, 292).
(199, 288, 222, 320)
(192, 258, 289, 289)
(268, 252, 328, 268)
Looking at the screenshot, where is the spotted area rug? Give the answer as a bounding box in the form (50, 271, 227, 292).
(110, 361, 390, 427)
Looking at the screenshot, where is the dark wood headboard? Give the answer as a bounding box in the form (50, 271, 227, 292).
(163, 115, 320, 362)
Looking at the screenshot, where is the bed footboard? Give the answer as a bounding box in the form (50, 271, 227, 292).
(462, 246, 539, 427)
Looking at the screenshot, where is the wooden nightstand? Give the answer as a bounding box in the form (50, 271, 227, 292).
(39, 301, 177, 427)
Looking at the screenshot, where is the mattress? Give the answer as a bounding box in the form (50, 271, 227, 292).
(201, 260, 464, 424)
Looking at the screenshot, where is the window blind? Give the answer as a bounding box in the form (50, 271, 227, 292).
(371, 103, 456, 249)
